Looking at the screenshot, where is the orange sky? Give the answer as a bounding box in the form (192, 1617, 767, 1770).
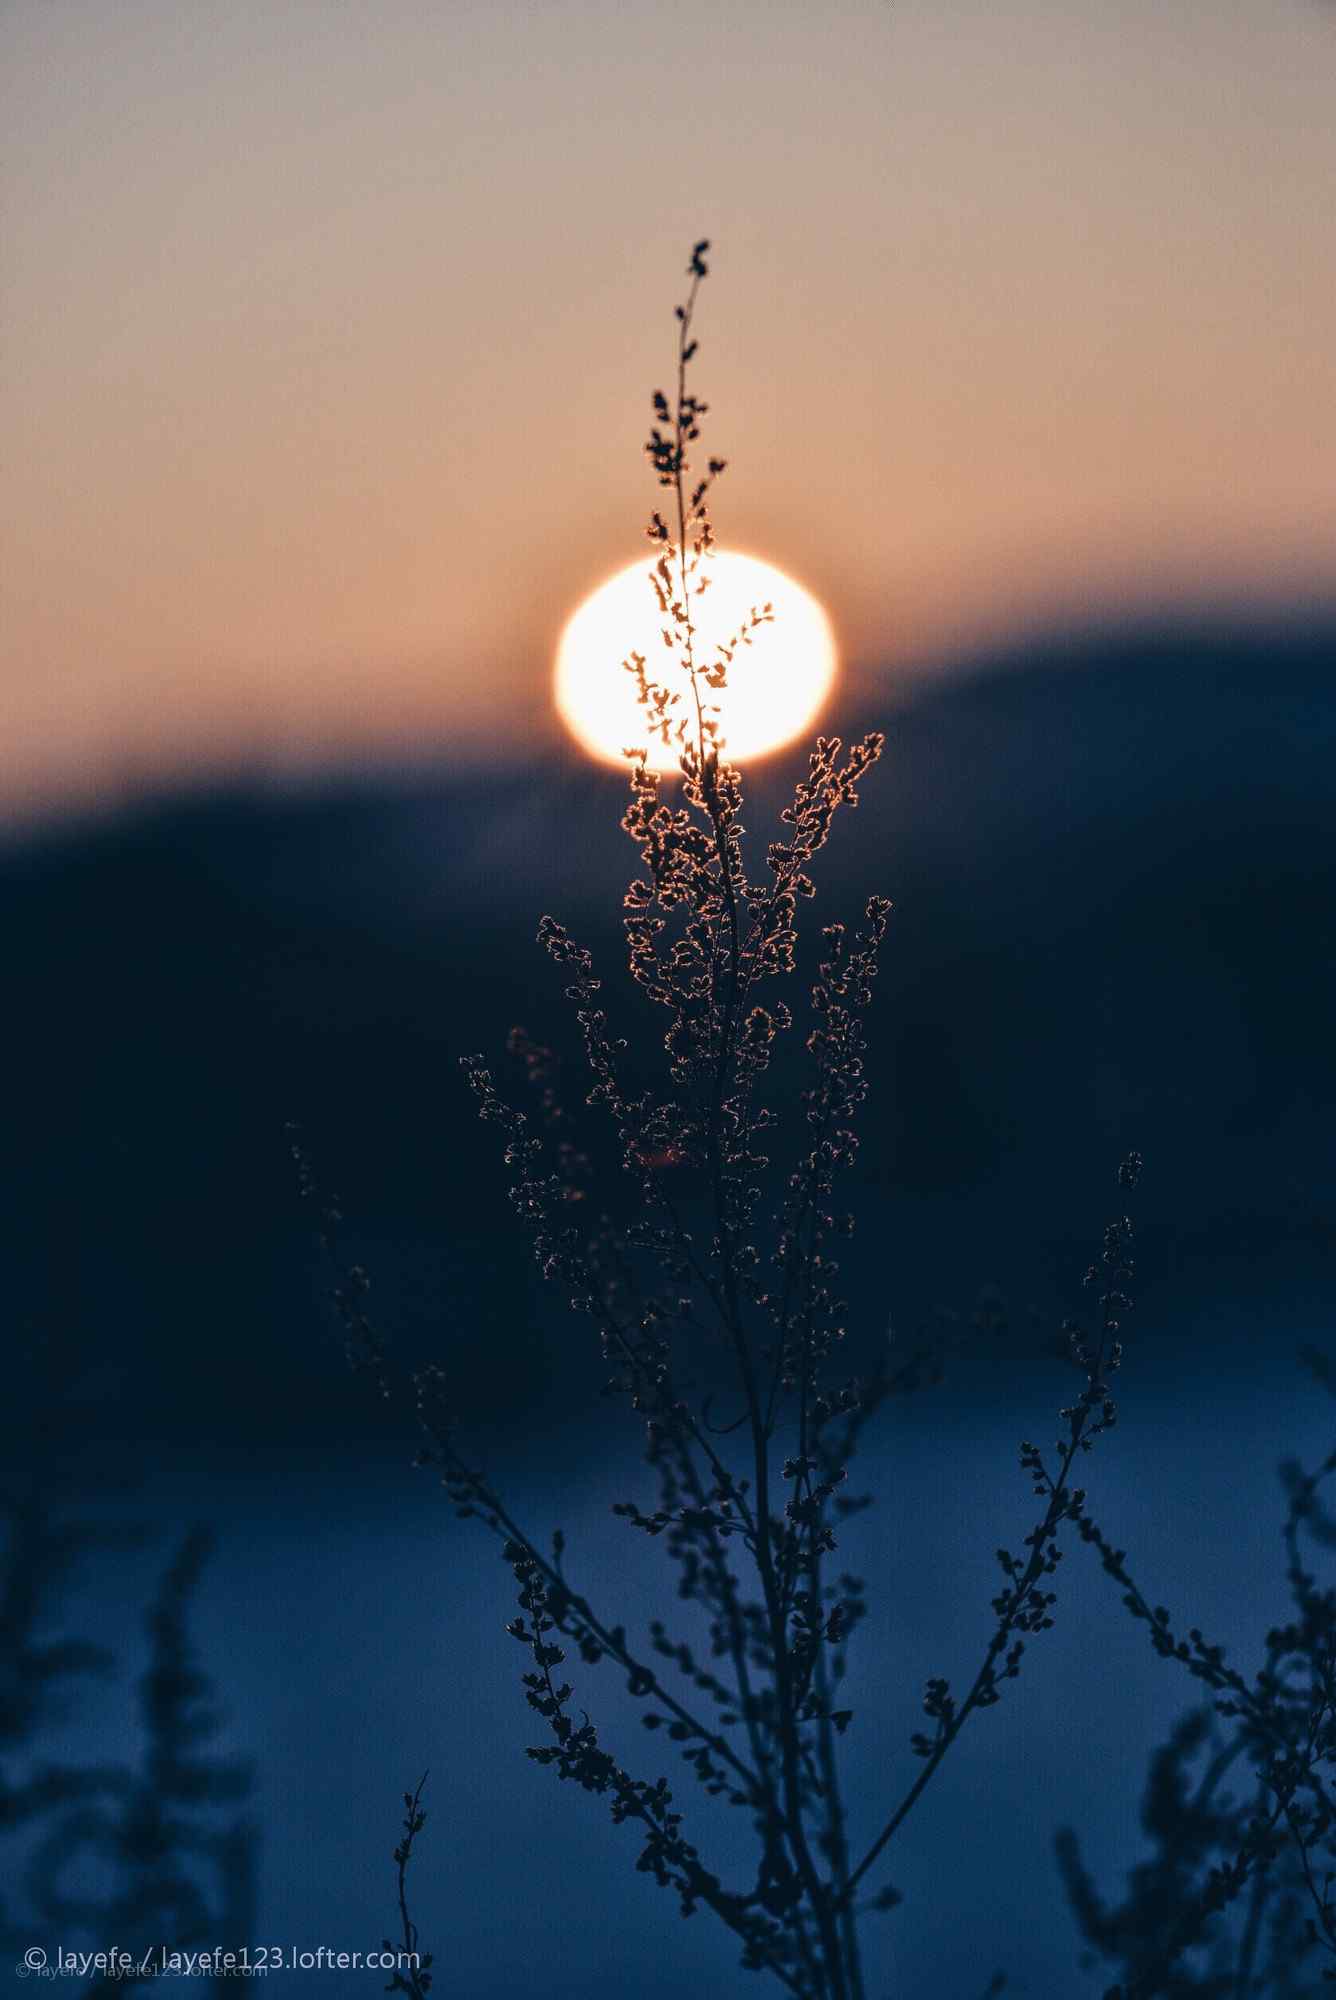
(3, 0, 1334, 825)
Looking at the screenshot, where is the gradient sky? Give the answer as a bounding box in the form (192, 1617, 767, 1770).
(4, 0, 1334, 823)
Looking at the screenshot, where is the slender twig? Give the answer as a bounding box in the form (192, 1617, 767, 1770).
(385, 1774, 433, 1999)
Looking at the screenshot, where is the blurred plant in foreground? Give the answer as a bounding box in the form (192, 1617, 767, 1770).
(1055, 1345, 1336, 1996)
(2, 1353, 254, 1995)
(1, 1509, 255, 1993)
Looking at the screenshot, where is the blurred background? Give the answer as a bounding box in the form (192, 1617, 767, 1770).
(3, 0, 1335, 1993)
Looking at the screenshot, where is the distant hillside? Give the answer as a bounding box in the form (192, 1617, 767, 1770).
(5, 615, 1333, 1448)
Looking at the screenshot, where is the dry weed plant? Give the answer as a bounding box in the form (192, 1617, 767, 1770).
(295, 244, 1336, 1997)
(293, 244, 1166, 1999)
(0, 1487, 255, 1985)
(1054, 1346, 1336, 1996)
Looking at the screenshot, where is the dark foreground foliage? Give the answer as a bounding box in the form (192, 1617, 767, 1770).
(1056, 1350, 1336, 1996)
(295, 242, 1336, 1998)
(1, 1487, 255, 1993)
(295, 245, 1176, 1999)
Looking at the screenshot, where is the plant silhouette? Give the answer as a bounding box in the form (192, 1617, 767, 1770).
(1053, 1347, 1336, 1995)
(296, 244, 1169, 1999)
(2, 1478, 255, 1994)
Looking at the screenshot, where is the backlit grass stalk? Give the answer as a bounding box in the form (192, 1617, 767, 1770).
(297, 243, 1147, 1999)
(438, 244, 1142, 1999)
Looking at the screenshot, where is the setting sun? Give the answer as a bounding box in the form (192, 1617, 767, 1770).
(554, 551, 837, 772)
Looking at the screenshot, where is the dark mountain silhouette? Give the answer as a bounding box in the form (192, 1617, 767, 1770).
(5, 614, 1333, 1452)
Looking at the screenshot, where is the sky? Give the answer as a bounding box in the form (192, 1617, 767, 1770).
(3, 0, 1335, 823)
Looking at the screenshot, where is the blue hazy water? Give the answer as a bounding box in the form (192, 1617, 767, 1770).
(25, 1293, 1335, 2000)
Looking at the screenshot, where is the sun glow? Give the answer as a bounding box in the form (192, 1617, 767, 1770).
(554, 551, 837, 772)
